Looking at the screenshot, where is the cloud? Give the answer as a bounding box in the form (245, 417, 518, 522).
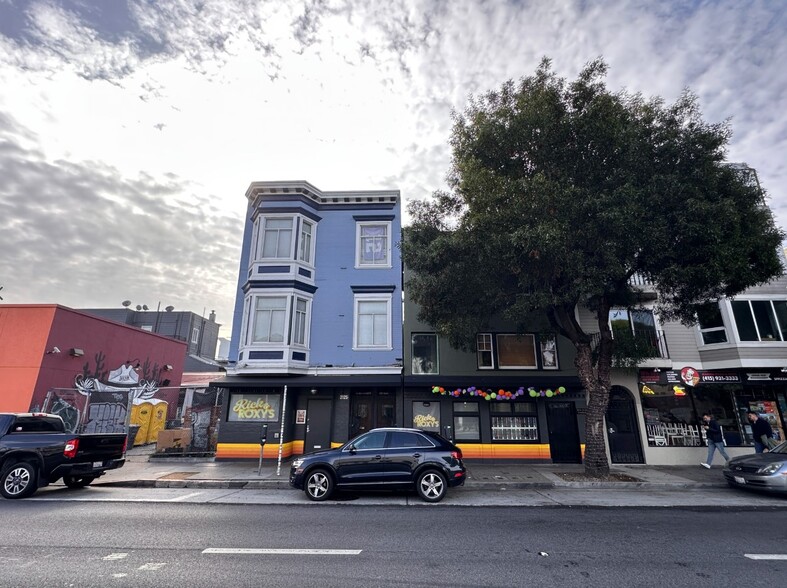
(0, 111, 241, 325)
(0, 0, 785, 340)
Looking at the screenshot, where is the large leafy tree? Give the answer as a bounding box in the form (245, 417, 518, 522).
(402, 58, 785, 477)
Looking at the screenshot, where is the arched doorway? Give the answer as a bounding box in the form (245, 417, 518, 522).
(605, 386, 644, 463)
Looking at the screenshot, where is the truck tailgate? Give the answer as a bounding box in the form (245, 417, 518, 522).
(76, 434, 126, 462)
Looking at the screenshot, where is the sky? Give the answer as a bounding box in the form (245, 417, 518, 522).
(0, 0, 785, 340)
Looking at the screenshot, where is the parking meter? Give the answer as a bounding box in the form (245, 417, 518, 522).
(257, 424, 269, 475)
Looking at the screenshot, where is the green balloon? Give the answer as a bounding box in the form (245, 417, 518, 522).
(546, 390, 554, 397)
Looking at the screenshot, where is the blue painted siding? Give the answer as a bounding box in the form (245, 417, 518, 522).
(230, 184, 402, 370)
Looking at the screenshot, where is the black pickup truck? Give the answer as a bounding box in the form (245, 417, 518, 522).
(0, 412, 127, 499)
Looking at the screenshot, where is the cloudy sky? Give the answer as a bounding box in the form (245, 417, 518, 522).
(1, 0, 785, 339)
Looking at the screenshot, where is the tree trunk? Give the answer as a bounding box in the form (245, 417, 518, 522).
(574, 341, 611, 477)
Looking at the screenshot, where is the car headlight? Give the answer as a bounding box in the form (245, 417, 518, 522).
(758, 463, 784, 475)
(292, 458, 305, 469)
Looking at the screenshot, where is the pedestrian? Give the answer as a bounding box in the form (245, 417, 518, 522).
(700, 412, 729, 468)
(747, 410, 775, 453)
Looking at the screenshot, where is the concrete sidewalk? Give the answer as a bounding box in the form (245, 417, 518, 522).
(97, 445, 732, 491)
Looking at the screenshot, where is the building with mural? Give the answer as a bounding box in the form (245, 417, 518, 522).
(0, 304, 186, 429)
(215, 181, 403, 459)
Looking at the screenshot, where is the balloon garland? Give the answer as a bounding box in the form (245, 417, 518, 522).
(431, 385, 567, 401)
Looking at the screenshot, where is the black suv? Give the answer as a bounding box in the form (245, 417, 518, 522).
(289, 428, 466, 502)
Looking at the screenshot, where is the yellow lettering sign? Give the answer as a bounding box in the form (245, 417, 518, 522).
(232, 398, 275, 420)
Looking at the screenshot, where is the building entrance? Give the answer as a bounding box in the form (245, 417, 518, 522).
(350, 391, 395, 437)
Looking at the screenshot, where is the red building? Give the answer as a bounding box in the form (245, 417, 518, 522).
(0, 304, 186, 418)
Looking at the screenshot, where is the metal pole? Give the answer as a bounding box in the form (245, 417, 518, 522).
(276, 385, 288, 476)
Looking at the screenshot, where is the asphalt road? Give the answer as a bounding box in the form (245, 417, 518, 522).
(1, 494, 786, 588)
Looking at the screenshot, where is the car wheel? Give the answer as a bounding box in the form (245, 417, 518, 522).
(417, 470, 447, 503)
(1, 462, 38, 499)
(304, 469, 333, 501)
(63, 475, 96, 489)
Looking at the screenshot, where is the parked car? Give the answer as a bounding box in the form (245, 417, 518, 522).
(0, 412, 127, 499)
(289, 427, 466, 502)
(723, 441, 787, 495)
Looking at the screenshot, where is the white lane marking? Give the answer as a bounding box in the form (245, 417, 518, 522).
(103, 553, 129, 561)
(744, 554, 787, 560)
(112, 574, 128, 578)
(169, 492, 203, 502)
(138, 563, 167, 571)
(202, 548, 362, 555)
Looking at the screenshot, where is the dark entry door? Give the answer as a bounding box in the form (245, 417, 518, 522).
(350, 392, 396, 437)
(606, 387, 644, 463)
(546, 402, 582, 463)
(304, 398, 332, 453)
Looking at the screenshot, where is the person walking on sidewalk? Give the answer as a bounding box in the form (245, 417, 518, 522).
(700, 412, 729, 468)
(747, 410, 776, 453)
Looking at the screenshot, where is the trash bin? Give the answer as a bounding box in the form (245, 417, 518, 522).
(127, 424, 141, 448)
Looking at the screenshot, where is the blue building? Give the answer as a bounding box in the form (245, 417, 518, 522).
(216, 181, 403, 459)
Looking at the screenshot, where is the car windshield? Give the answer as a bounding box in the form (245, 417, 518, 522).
(771, 441, 787, 455)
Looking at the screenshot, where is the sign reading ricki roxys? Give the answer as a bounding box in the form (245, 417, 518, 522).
(228, 394, 281, 422)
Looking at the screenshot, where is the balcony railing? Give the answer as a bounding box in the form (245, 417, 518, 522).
(589, 329, 670, 360)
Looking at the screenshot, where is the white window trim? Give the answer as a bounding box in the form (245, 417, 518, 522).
(477, 333, 494, 370)
(258, 215, 295, 260)
(353, 293, 392, 350)
(355, 221, 392, 269)
(248, 293, 290, 346)
(729, 297, 787, 343)
(292, 296, 311, 348)
(297, 219, 315, 266)
(191, 327, 200, 344)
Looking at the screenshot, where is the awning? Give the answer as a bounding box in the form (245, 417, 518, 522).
(214, 374, 403, 389)
(404, 375, 583, 389)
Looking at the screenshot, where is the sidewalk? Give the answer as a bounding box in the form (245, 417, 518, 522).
(97, 445, 732, 491)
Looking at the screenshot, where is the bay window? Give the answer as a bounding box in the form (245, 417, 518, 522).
(252, 296, 287, 343)
(261, 217, 293, 259)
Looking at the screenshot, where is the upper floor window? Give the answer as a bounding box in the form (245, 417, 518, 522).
(356, 222, 390, 268)
(477, 334, 493, 369)
(191, 327, 200, 344)
(731, 299, 787, 342)
(298, 220, 313, 264)
(253, 296, 287, 343)
(292, 298, 309, 346)
(496, 334, 537, 369)
(697, 302, 728, 344)
(261, 217, 293, 259)
(354, 294, 391, 349)
(411, 333, 438, 374)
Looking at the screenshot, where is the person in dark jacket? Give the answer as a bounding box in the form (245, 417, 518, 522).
(700, 412, 729, 468)
(747, 410, 774, 453)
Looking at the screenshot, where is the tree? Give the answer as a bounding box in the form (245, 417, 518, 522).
(402, 58, 785, 477)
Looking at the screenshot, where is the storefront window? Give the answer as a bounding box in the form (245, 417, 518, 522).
(641, 380, 787, 447)
(640, 385, 701, 447)
(490, 402, 538, 441)
(453, 401, 480, 441)
(413, 401, 440, 431)
(227, 393, 280, 422)
(691, 386, 742, 445)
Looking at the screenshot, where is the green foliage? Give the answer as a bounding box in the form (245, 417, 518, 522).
(403, 57, 785, 348)
(403, 57, 785, 476)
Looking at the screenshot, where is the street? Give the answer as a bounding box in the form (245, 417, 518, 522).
(1, 490, 786, 587)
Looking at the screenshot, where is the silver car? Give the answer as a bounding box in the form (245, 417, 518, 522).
(723, 442, 787, 495)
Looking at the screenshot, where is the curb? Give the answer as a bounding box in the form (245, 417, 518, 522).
(96, 479, 726, 491)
